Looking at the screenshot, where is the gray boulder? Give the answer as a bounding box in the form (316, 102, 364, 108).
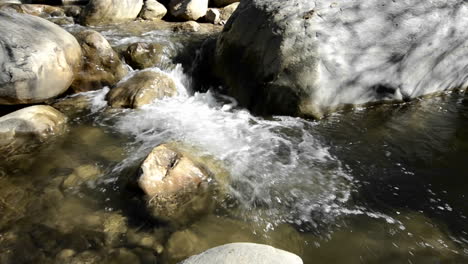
(80, 0, 143, 26)
(214, 0, 468, 118)
(0, 11, 81, 104)
(181, 243, 303, 264)
(169, 0, 208, 21)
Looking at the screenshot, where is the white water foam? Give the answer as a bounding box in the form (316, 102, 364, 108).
(89, 65, 353, 227)
(71, 65, 409, 231)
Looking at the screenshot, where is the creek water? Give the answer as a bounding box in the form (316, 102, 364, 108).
(1, 22, 468, 264)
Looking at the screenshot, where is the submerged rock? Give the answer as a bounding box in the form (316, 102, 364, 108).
(107, 71, 177, 109)
(169, 0, 208, 21)
(0, 177, 31, 229)
(80, 0, 143, 26)
(165, 215, 304, 263)
(0, 105, 67, 156)
(181, 243, 303, 264)
(0, 11, 81, 104)
(214, 0, 468, 118)
(61, 164, 101, 189)
(71, 30, 128, 92)
(140, 0, 167, 21)
(138, 143, 226, 224)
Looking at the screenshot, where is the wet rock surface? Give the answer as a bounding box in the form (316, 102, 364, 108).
(71, 30, 128, 92)
(138, 143, 226, 224)
(124, 42, 173, 70)
(0, 105, 67, 157)
(107, 70, 177, 109)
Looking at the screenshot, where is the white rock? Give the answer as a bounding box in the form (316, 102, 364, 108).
(0, 11, 81, 104)
(141, 0, 167, 21)
(169, 0, 208, 21)
(181, 243, 303, 264)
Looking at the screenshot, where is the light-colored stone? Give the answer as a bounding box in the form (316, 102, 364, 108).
(173, 20, 200, 32)
(205, 8, 219, 24)
(71, 30, 128, 92)
(211, 0, 238, 8)
(219, 2, 237, 21)
(0, 11, 81, 104)
(80, 0, 143, 26)
(165, 215, 304, 263)
(181, 243, 303, 264)
(0, 105, 67, 155)
(138, 143, 224, 223)
(107, 70, 177, 109)
(140, 0, 167, 21)
(214, 0, 468, 118)
(169, 0, 208, 21)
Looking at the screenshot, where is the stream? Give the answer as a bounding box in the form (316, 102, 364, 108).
(1, 21, 468, 264)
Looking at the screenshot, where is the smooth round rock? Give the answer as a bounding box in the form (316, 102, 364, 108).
(0, 11, 82, 104)
(107, 70, 177, 109)
(181, 243, 303, 264)
(80, 0, 143, 26)
(0, 105, 67, 155)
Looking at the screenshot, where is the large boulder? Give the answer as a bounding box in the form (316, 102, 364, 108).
(107, 70, 177, 109)
(0, 11, 81, 104)
(71, 30, 128, 92)
(80, 0, 143, 26)
(214, 0, 468, 118)
(181, 243, 303, 264)
(0, 105, 67, 156)
(169, 0, 208, 21)
(138, 143, 227, 224)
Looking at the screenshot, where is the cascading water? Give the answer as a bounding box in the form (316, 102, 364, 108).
(84, 65, 358, 229)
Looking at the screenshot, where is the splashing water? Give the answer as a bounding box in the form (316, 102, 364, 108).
(78, 64, 354, 227)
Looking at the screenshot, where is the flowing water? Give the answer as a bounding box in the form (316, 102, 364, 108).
(1, 22, 468, 264)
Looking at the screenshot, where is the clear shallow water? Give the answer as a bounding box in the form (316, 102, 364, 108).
(1, 26, 468, 263)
